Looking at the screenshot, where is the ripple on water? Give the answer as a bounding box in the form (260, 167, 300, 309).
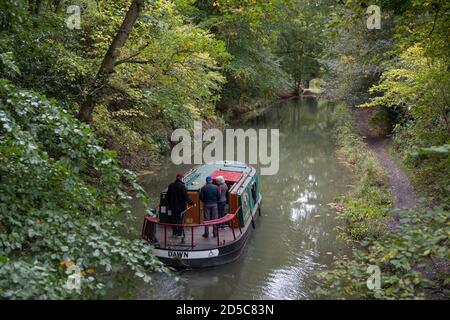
(231, 250, 320, 300)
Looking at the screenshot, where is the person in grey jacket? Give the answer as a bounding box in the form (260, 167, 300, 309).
(200, 176, 220, 237)
(216, 176, 228, 227)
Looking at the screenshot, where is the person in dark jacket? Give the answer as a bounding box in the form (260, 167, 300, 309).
(166, 173, 194, 236)
(199, 176, 220, 237)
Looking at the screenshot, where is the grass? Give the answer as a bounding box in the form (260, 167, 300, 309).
(332, 104, 392, 240)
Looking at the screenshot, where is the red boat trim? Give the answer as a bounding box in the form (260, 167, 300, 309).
(144, 206, 241, 249)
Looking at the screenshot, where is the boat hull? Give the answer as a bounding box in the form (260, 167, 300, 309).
(152, 207, 259, 269)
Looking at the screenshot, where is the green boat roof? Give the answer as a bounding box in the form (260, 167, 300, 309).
(183, 161, 255, 194)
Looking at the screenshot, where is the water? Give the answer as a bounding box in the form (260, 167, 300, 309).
(130, 98, 353, 299)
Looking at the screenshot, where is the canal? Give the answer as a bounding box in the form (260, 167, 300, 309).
(130, 98, 353, 299)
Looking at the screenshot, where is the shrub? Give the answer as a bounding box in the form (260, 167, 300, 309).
(0, 80, 167, 299)
(93, 106, 159, 171)
(314, 206, 449, 299)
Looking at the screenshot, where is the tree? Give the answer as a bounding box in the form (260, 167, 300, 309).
(184, 0, 290, 112)
(276, 0, 326, 95)
(78, 0, 146, 123)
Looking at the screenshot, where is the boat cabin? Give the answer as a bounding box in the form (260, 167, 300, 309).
(141, 161, 262, 268)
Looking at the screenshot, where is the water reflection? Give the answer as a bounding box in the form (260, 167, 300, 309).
(131, 98, 352, 299)
(260, 252, 318, 300)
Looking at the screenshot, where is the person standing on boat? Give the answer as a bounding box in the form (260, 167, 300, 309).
(200, 176, 220, 238)
(216, 176, 228, 228)
(166, 173, 194, 236)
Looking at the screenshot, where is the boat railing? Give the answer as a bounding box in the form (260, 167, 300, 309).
(142, 206, 242, 249)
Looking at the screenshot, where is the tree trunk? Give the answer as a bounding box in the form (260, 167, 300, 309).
(293, 75, 302, 96)
(77, 0, 145, 123)
(293, 81, 300, 96)
(78, 95, 95, 124)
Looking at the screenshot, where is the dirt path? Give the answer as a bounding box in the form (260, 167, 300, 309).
(353, 109, 449, 299)
(353, 109, 417, 209)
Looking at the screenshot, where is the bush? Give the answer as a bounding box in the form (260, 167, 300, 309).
(314, 206, 449, 299)
(0, 80, 167, 299)
(93, 106, 159, 171)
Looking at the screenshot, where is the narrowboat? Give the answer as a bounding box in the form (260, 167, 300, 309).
(141, 161, 262, 268)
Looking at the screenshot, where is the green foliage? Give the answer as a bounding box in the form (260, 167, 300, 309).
(324, 0, 450, 205)
(362, 44, 450, 204)
(0, 80, 168, 299)
(332, 104, 392, 239)
(93, 105, 160, 169)
(112, 3, 229, 129)
(185, 0, 291, 110)
(313, 0, 449, 300)
(0, 0, 229, 169)
(0, 0, 331, 164)
(0, 52, 20, 78)
(369, 108, 394, 136)
(314, 206, 450, 299)
(149, 129, 171, 154)
(322, 1, 396, 105)
(363, 45, 450, 146)
(0, 0, 446, 300)
(0, 1, 91, 104)
(317, 107, 448, 300)
(276, 0, 326, 93)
